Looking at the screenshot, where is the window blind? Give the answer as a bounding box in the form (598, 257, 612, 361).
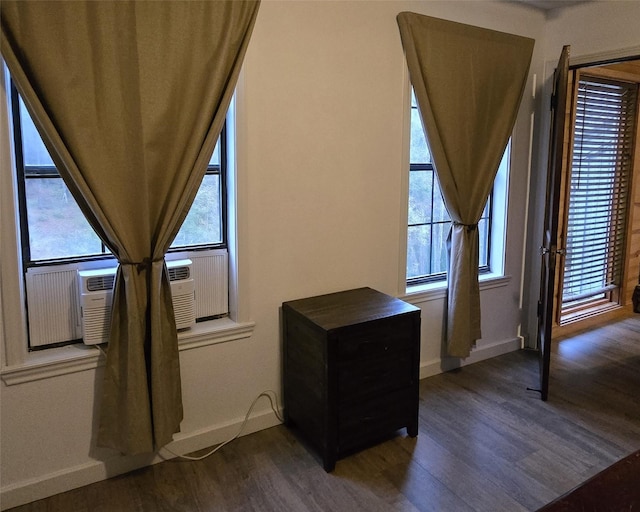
(562, 76, 638, 308)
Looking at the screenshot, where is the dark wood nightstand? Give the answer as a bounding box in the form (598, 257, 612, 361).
(282, 287, 421, 471)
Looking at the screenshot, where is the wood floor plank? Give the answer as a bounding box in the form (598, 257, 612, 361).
(406, 431, 531, 512)
(85, 473, 144, 512)
(383, 459, 477, 512)
(6, 315, 640, 512)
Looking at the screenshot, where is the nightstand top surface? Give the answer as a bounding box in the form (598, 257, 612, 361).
(282, 287, 419, 331)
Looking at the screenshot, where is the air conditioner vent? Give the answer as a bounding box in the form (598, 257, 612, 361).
(86, 275, 115, 292)
(77, 258, 196, 345)
(168, 265, 190, 282)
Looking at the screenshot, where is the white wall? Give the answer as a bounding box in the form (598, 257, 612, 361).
(521, 0, 640, 347)
(0, 1, 553, 508)
(543, 0, 640, 60)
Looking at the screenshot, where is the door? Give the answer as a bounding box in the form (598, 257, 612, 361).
(537, 45, 570, 401)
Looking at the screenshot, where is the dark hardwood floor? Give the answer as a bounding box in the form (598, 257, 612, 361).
(8, 315, 640, 511)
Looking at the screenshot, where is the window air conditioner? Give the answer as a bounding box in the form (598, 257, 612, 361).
(77, 259, 196, 345)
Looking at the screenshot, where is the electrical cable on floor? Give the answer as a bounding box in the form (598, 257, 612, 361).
(161, 390, 284, 462)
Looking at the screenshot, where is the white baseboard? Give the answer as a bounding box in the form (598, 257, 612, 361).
(419, 336, 523, 379)
(0, 408, 282, 511)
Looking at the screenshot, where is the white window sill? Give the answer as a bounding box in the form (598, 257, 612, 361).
(402, 273, 511, 303)
(0, 317, 255, 386)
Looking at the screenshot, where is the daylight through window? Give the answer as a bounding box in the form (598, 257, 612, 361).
(407, 90, 496, 284)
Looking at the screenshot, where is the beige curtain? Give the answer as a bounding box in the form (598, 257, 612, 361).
(1, 0, 260, 454)
(397, 13, 534, 358)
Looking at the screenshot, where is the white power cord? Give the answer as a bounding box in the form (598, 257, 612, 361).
(96, 345, 282, 462)
(161, 390, 284, 461)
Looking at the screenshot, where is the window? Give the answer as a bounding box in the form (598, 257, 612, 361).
(11, 83, 226, 266)
(407, 90, 498, 285)
(7, 77, 230, 350)
(560, 75, 638, 318)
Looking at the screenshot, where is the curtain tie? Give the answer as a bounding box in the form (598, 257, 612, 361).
(120, 257, 164, 274)
(452, 221, 478, 233)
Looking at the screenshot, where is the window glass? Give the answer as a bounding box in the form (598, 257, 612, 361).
(407, 170, 432, 225)
(13, 87, 224, 263)
(210, 140, 220, 166)
(172, 173, 222, 247)
(410, 91, 431, 164)
(25, 178, 103, 260)
(19, 97, 55, 167)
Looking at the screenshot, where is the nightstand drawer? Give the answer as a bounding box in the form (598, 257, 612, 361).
(336, 315, 414, 360)
(338, 387, 415, 453)
(338, 350, 413, 402)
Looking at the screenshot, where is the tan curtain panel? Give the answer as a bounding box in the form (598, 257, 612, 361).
(1, 0, 260, 454)
(397, 13, 534, 358)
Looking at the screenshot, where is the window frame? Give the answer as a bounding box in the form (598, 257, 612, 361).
(406, 89, 494, 287)
(10, 80, 228, 270)
(1, 62, 254, 374)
